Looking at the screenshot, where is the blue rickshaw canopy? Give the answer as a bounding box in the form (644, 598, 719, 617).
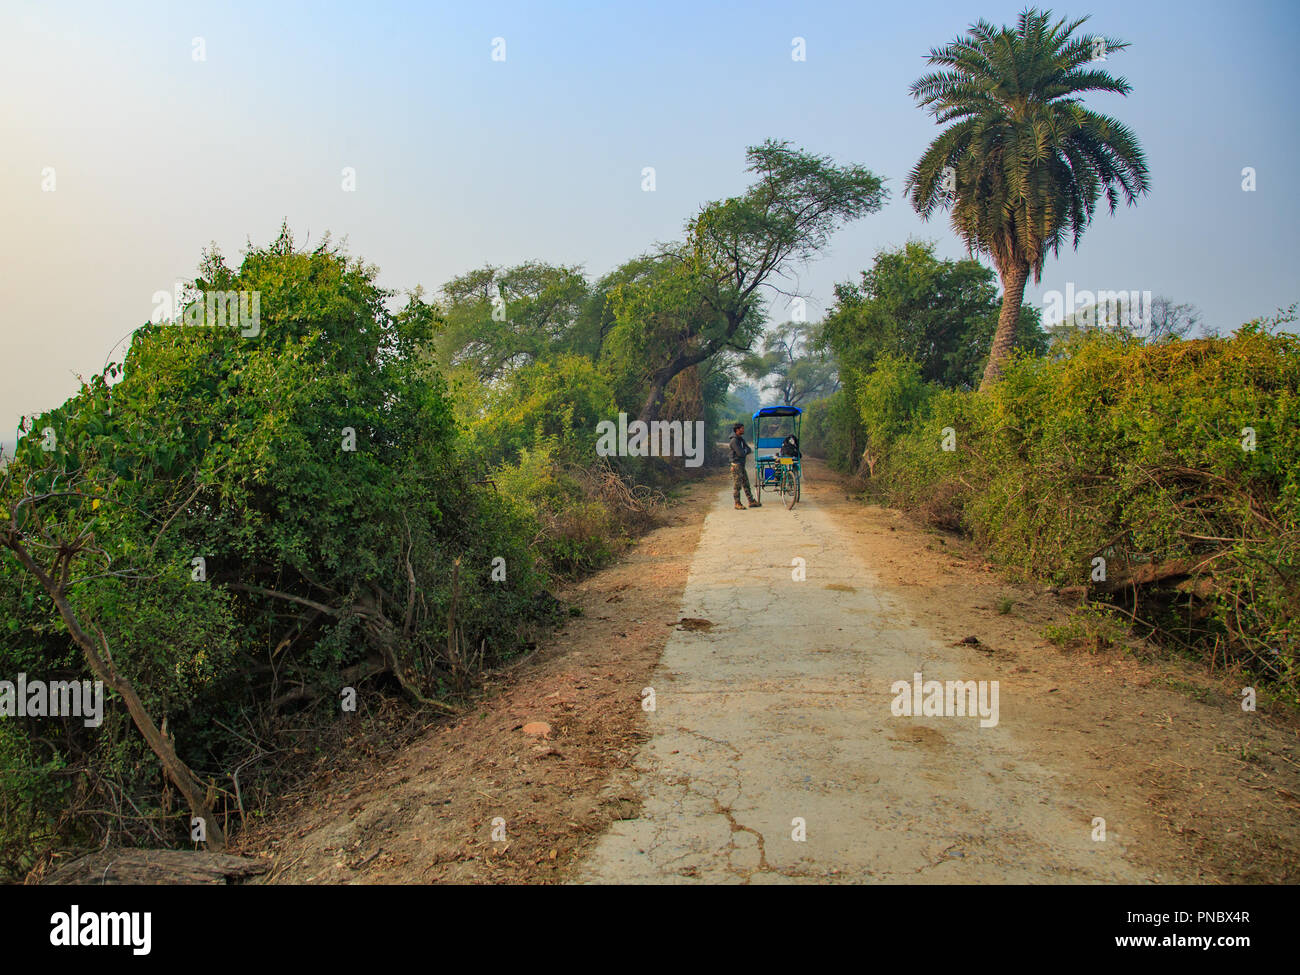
(751, 405, 802, 419)
(750, 406, 802, 450)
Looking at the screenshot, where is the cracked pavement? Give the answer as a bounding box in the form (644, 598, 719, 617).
(575, 476, 1151, 884)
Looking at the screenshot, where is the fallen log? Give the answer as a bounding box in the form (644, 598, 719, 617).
(43, 849, 269, 885)
(1092, 556, 1219, 594)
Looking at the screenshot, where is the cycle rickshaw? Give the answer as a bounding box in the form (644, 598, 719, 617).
(752, 405, 802, 509)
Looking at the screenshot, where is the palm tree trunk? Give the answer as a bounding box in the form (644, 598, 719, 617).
(980, 259, 1031, 391)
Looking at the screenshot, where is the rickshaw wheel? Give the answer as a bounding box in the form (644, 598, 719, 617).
(783, 468, 797, 509)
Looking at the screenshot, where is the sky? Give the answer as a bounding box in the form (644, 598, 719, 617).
(3, 0, 1298, 457)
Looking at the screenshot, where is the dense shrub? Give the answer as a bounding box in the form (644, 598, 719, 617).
(0, 231, 553, 877)
(858, 323, 1299, 699)
(489, 438, 664, 576)
(456, 355, 618, 468)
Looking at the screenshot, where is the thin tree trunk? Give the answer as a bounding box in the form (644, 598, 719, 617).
(637, 377, 669, 425)
(980, 259, 1031, 391)
(81, 627, 229, 850)
(1, 535, 227, 849)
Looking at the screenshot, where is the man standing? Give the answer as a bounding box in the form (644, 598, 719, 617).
(728, 422, 761, 510)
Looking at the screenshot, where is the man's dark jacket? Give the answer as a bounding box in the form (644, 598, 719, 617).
(728, 432, 751, 465)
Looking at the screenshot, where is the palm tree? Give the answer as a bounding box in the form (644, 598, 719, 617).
(906, 8, 1150, 389)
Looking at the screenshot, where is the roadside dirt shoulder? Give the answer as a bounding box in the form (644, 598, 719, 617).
(814, 459, 1300, 883)
(234, 476, 717, 883)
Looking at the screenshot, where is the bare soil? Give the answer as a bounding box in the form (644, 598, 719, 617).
(235, 461, 1300, 884)
(814, 462, 1300, 883)
(232, 479, 713, 883)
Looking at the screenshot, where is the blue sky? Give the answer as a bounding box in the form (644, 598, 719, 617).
(3, 0, 1298, 453)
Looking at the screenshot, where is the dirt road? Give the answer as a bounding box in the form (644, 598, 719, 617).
(243, 461, 1299, 884)
(575, 461, 1300, 883)
(578, 468, 1149, 882)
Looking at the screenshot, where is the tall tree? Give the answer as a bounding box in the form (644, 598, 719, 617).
(437, 262, 590, 381)
(611, 140, 886, 422)
(905, 8, 1150, 389)
(820, 241, 1046, 390)
(740, 320, 839, 406)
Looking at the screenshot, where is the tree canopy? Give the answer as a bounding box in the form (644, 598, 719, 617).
(820, 241, 1046, 391)
(610, 140, 886, 421)
(905, 8, 1149, 387)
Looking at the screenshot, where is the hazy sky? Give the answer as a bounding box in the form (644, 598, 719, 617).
(3, 0, 1298, 456)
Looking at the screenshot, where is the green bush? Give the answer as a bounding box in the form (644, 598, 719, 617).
(799, 394, 858, 469)
(0, 231, 555, 876)
(460, 355, 618, 468)
(857, 355, 933, 449)
(861, 323, 1299, 700)
(490, 438, 662, 577)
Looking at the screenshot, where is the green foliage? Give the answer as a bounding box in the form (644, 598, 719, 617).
(801, 389, 866, 472)
(490, 440, 660, 577)
(857, 354, 934, 451)
(905, 9, 1149, 281)
(461, 355, 618, 467)
(435, 262, 593, 381)
(0, 139, 888, 876)
(813, 242, 1047, 471)
(859, 322, 1300, 700)
(0, 720, 76, 880)
(611, 140, 886, 421)
(1042, 604, 1132, 652)
(604, 248, 734, 415)
(821, 241, 1046, 390)
(739, 321, 838, 406)
(0, 228, 553, 875)
(447, 349, 667, 579)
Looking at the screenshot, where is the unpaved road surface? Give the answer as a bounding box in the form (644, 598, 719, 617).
(576, 463, 1300, 884)
(241, 462, 1299, 884)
